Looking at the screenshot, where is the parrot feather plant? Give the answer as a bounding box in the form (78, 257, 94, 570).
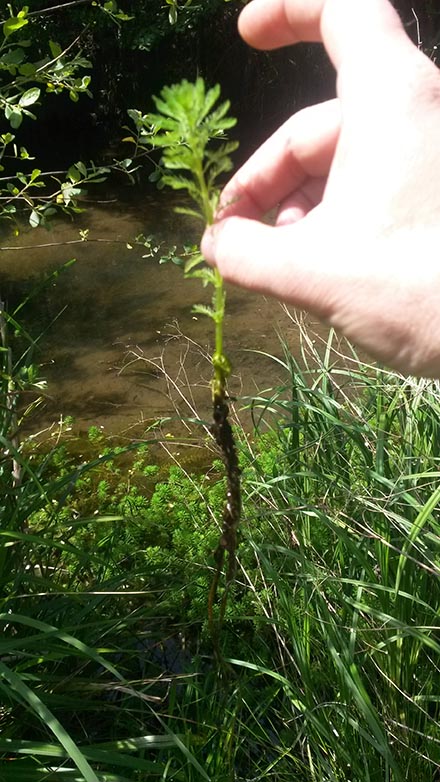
(128, 78, 241, 647)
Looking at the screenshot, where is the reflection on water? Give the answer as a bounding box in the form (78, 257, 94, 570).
(0, 188, 319, 436)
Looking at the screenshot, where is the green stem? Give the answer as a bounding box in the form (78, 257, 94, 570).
(194, 157, 212, 226)
(214, 269, 224, 357)
(213, 268, 226, 399)
(193, 154, 229, 400)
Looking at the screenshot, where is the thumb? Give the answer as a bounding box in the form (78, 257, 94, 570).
(321, 0, 413, 73)
(239, 0, 413, 71)
(201, 214, 440, 376)
(201, 210, 341, 319)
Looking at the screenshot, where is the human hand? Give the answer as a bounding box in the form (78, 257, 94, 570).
(201, 0, 440, 377)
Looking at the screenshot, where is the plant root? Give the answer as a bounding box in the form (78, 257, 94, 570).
(208, 391, 242, 654)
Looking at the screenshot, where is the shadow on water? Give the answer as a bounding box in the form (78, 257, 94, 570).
(0, 187, 324, 437)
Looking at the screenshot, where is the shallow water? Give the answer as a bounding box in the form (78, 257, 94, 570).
(0, 187, 321, 438)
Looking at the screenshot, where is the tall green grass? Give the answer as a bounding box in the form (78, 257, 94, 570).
(236, 315, 440, 780)
(0, 305, 186, 781)
(2, 308, 440, 780)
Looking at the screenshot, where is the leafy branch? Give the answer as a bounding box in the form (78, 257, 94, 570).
(1, 8, 94, 123)
(0, 5, 137, 228)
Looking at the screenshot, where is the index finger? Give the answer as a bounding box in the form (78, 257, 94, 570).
(239, 0, 411, 71)
(238, 0, 324, 49)
(218, 99, 340, 220)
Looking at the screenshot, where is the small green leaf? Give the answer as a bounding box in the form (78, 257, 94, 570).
(67, 165, 81, 183)
(175, 206, 204, 221)
(169, 5, 178, 24)
(3, 15, 29, 39)
(49, 40, 63, 58)
(184, 252, 205, 274)
(75, 160, 87, 177)
(9, 109, 23, 129)
(1, 132, 14, 144)
(19, 87, 40, 107)
(2, 47, 25, 65)
(192, 304, 216, 320)
(29, 210, 40, 228)
(18, 62, 36, 77)
(188, 268, 217, 286)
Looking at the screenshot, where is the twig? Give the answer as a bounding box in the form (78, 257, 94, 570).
(411, 8, 422, 49)
(0, 238, 129, 251)
(2, 0, 94, 23)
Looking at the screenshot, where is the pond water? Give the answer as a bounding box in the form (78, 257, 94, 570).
(0, 186, 322, 440)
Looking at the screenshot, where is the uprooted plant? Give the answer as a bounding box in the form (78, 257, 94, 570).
(127, 77, 241, 642)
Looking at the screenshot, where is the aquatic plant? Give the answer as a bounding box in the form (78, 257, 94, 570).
(128, 77, 241, 641)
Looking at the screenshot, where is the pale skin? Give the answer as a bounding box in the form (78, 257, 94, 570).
(201, 0, 440, 377)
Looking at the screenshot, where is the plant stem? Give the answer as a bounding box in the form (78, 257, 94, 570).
(214, 269, 224, 358)
(191, 140, 241, 650)
(194, 154, 228, 401)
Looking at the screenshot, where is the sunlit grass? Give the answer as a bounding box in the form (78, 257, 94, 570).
(2, 308, 440, 780)
(234, 315, 440, 780)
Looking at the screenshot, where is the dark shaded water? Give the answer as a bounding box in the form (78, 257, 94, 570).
(0, 189, 320, 438)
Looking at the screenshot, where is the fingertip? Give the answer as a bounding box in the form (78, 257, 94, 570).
(201, 225, 216, 266)
(200, 215, 309, 302)
(238, 0, 322, 49)
(199, 210, 343, 325)
(238, 0, 290, 49)
(237, 0, 412, 73)
(321, 0, 410, 71)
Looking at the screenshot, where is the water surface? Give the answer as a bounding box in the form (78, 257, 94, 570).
(0, 188, 319, 438)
